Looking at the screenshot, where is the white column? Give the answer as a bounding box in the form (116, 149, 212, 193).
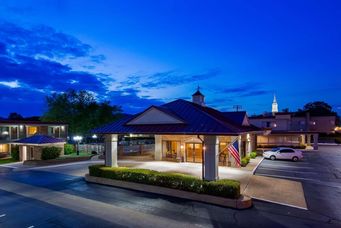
(246, 134, 252, 154)
(313, 134, 319, 150)
(105, 134, 118, 167)
(307, 134, 311, 146)
(301, 134, 306, 145)
(154, 135, 162, 161)
(22, 146, 27, 161)
(238, 135, 242, 157)
(204, 135, 219, 181)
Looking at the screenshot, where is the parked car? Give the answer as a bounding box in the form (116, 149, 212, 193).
(263, 147, 303, 161)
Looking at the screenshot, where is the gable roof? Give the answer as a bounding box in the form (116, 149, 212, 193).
(93, 99, 260, 135)
(126, 106, 185, 125)
(15, 135, 65, 144)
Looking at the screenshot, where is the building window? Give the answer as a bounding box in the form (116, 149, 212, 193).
(162, 141, 179, 159)
(0, 144, 9, 153)
(28, 126, 38, 135)
(11, 127, 18, 140)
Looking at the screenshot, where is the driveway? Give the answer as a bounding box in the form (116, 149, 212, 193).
(254, 145, 341, 223)
(1, 164, 340, 227)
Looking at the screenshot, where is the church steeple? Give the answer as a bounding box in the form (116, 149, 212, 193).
(192, 86, 205, 106)
(272, 94, 278, 114)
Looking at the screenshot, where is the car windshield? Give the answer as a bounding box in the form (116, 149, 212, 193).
(271, 148, 279, 152)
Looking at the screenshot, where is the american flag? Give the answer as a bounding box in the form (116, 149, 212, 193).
(228, 140, 240, 166)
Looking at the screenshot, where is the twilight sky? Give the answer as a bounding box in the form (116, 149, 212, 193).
(0, 0, 340, 117)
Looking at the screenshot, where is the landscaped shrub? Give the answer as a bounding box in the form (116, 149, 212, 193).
(64, 144, 75, 155)
(11, 145, 19, 161)
(250, 152, 257, 159)
(41, 146, 62, 160)
(241, 156, 250, 167)
(89, 165, 240, 199)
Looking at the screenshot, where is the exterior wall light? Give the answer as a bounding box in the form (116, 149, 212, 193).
(92, 134, 98, 139)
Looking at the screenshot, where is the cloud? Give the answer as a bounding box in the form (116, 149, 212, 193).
(219, 82, 270, 98)
(0, 80, 20, 88)
(122, 68, 221, 89)
(108, 88, 163, 113)
(0, 21, 171, 116)
(0, 22, 91, 60)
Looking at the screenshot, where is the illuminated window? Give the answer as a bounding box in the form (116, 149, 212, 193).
(0, 144, 9, 153)
(28, 126, 38, 135)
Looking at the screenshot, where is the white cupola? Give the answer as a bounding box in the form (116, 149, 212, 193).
(192, 87, 205, 106)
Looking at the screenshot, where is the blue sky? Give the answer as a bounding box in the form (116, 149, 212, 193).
(0, 0, 340, 117)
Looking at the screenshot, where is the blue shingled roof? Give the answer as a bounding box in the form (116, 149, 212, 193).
(92, 99, 260, 135)
(16, 135, 65, 144)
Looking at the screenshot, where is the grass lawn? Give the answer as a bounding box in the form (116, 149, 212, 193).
(0, 158, 18, 164)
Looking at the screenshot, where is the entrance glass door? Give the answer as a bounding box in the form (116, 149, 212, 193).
(185, 143, 202, 163)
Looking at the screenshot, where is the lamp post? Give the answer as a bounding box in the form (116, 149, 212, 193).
(73, 135, 83, 156)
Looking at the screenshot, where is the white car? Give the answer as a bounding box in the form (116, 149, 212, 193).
(263, 147, 303, 162)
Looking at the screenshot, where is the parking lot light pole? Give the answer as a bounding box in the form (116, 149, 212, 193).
(73, 136, 83, 156)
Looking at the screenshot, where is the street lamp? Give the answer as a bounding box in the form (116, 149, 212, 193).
(73, 135, 83, 155)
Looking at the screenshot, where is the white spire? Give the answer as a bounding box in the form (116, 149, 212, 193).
(272, 94, 278, 113)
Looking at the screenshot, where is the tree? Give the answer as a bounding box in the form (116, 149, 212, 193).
(8, 112, 23, 120)
(303, 101, 334, 115)
(41, 89, 122, 136)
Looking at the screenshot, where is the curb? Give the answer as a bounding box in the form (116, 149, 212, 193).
(252, 157, 264, 175)
(85, 174, 252, 209)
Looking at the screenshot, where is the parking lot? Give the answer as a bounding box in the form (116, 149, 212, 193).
(255, 145, 341, 223)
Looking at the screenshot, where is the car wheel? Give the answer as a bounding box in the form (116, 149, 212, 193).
(292, 156, 298, 162)
(270, 155, 276, 160)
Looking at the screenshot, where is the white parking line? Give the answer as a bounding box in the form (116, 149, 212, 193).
(0, 214, 6, 218)
(258, 167, 320, 174)
(27, 226, 34, 228)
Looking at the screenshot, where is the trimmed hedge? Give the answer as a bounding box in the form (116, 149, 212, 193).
(11, 145, 19, 161)
(41, 146, 62, 160)
(241, 156, 250, 167)
(250, 152, 257, 159)
(89, 165, 240, 199)
(64, 144, 75, 155)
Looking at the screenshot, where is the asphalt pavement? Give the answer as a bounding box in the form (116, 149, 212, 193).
(0, 146, 340, 227)
(255, 145, 341, 224)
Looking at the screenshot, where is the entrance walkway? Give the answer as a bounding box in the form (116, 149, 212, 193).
(118, 158, 307, 209)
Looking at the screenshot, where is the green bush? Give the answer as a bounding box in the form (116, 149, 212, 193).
(89, 165, 240, 199)
(250, 152, 257, 159)
(11, 145, 19, 161)
(64, 144, 75, 155)
(241, 156, 250, 167)
(41, 146, 62, 160)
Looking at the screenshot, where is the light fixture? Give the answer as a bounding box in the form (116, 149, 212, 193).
(92, 134, 97, 139)
(73, 136, 83, 141)
(19, 125, 23, 130)
(2, 131, 9, 135)
(61, 126, 65, 131)
(203, 146, 206, 151)
(180, 144, 184, 149)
